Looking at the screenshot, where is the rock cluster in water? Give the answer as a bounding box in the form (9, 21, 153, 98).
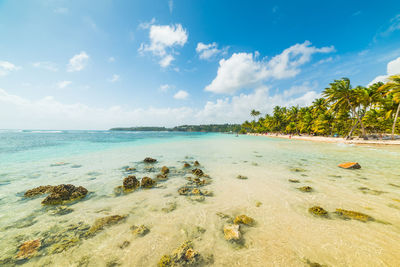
(24, 184, 88, 205)
(144, 157, 157, 163)
(158, 241, 205, 267)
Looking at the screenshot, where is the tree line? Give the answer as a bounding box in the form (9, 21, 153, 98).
(241, 74, 400, 140)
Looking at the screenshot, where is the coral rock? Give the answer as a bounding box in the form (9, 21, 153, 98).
(233, 215, 254, 225)
(161, 166, 169, 175)
(338, 162, 361, 169)
(41, 184, 88, 205)
(131, 225, 150, 236)
(87, 215, 127, 236)
(141, 177, 156, 188)
(223, 224, 241, 241)
(123, 175, 140, 190)
(308, 206, 328, 217)
(335, 209, 373, 222)
(192, 168, 204, 177)
(16, 239, 41, 259)
(236, 175, 248, 180)
(298, 186, 313, 193)
(24, 185, 54, 197)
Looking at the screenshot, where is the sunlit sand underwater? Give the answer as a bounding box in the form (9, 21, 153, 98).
(1, 131, 400, 266)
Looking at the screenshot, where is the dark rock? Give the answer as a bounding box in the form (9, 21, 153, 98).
(144, 157, 157, 163)
(161, 166, 169, 175)
(192, 168, 204, 177)
(24, 185, 54, 197)
(183, 163, 191, 168)
(298, 186, 313, 193)
(308, 206, 328, 217)
(193, 161, 200, 166)
(236, 175, 248, 180)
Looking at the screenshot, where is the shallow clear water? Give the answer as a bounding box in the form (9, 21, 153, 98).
(1, 131, 400, 266)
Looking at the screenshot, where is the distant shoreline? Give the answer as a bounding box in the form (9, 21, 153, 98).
(247, 133, 400, 145)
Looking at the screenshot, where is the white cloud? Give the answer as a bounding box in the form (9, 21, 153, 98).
(196, 42, 227, 60)
(0, 61, 20, 76)
(108, 57, 115, 62)
(33, 61, 58, 72)
(168, 0, 173, 13)
(57, 81, 72, 89)
(0, 84, 317, 129)
(138, 18, 156, 30)
(160, 84, 170, 92)
(159, 55, 174, 68)
(54, 7, 68, 14)
(67, 51, 89, 72)
(174, 90, 189, 99)
(139, 23, 188, 67)
(109, 74, 120, 82)
(205, 41, 334, 94)
(368, 56, 400, 86)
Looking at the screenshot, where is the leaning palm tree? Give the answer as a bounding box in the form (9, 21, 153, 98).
(379, 74, 400, 140)
(250, 109, 261, 121)
(322, 78, 367, 139)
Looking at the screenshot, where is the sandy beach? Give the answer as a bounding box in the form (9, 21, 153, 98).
(247, 133, 400, 145)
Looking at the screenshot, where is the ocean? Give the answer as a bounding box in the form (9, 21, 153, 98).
(1, 130, 400, 266)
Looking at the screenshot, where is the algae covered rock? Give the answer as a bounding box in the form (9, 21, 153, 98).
(125, 167, 136, 172)
(123, 175, 140, 190)
(161, 166, 170, 175)
(298, 186, 313, 193)
(16, 239, 41, 259)
(141, 177, 156, 188)
(156, 174, 168, 180)
(158, 241, 203, 267)
(24, 185, 54, 197)
(158, 255, 172, 267)
(87, 215, 127, 236)
(236, 175, 248, 180)
(288, 179, 300, 183)
(193, 161, 200, 166)
(338, 162, 361, 169)
(144, 157, 157, 163)
(233, 215, 254, 225)
(308, 206, 328, 217)
(41, 184, 88, 205)
(131, 225, 149, 236)
(223, 224, 241, 241)
(178, 187, 190, 195)
(192, 168, 204, 177)
(183, 163, 191, 168)
(334, 209, 373, 222)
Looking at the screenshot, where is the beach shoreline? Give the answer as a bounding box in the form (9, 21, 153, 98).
(247, 133, 400, 145)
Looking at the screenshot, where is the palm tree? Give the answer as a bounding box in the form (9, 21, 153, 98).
(323, 78, 367, 139)
(250, 109, 261, 121)
(379, 74, 400, 139)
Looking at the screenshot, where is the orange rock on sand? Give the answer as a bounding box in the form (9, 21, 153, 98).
(338, 162, 361, 169)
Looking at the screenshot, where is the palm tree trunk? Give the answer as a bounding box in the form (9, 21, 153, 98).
(347, 120, 358, 139)
(347, 98, 367, 138)
(391, 103, 400, 140)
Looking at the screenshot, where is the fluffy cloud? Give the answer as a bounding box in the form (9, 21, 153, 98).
(33, 61, 58, 72)
(57, 81, 72, 89)
(174, 90, 189, 99)
(196, 42, 227, 60)
(139, 23, 188, 67)
(159, 84, 170, 92)
(109, 74, 120, 82)
(0, 61, 20, 76)
(67, 52, 89, 72)
(205, 41, 334, 94)
(368, 56, 400, 86)
(0, 83, 317, 129)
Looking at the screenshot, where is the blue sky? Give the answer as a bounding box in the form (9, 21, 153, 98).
(1, 0, 400, 129)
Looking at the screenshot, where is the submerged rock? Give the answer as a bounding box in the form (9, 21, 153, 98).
(223, 224, 241, 241)
(16, 239, 41, 259)
(255, 201, 262, 207)
(183, 163, 191, 168)
(41, 184, 88, 205)
(156, 174, 168, 180)
(233, 215, 254, 226)
(161, 202, 177, 213)
(338, 162, 361, 169)
(123, 175, 140, 190)
(358, 187, 385, 195)
(131, 225, 150, 236)
(298, 186, 313, 193)
(24, 185, 54, 197)
(144, 157, 157, 163)
(119, 241, 130, 249)
(125, 167, 136, 172)
(288, 179, 300, 183)
(334, 209, 373, 222)
(236, 175, 248, 180)
(141, 177, 156, 188)
(193, 161, 200, 166)
(161, 166, 169, 175)
(158, 241, 203, 267)
(49, 206, 74, 216)
(290, 167, 306, 172)
(308, 206, 328, 217)
(87, 215, 127, 236)
(178, 187, 190, 195)
(192, 168, 204, 177)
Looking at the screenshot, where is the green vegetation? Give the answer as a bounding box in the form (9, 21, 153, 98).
(110, 124, 241, 133)
(241, 75, 400, 139)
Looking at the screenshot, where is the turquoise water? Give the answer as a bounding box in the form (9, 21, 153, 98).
(1, 131, 400, 266)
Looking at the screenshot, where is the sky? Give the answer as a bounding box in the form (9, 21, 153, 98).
(1, 0, 400, 130)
